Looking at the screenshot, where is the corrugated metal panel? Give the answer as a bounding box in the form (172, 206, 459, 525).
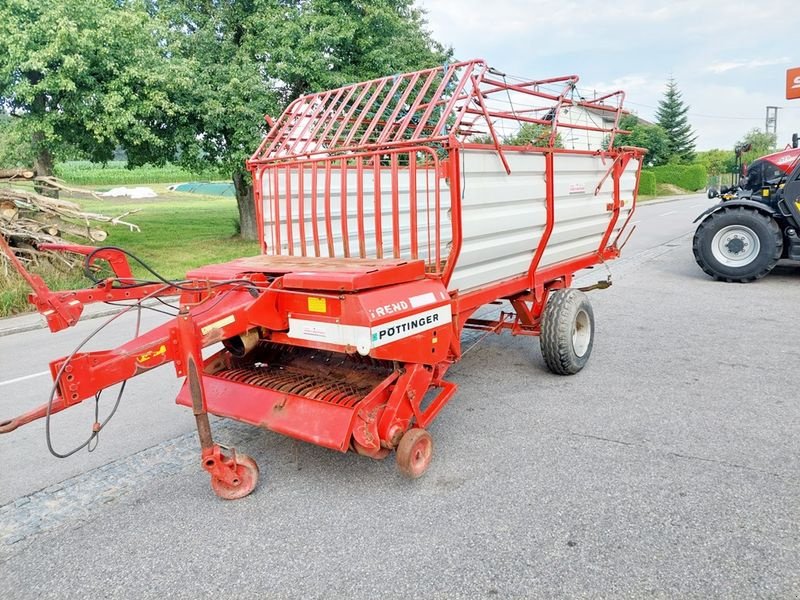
(448, 150, 639, 292)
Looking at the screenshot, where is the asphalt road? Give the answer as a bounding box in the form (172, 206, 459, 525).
(1, 193, 798, 598)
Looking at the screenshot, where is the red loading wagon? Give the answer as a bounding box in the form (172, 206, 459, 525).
(0, 59, 644, 499)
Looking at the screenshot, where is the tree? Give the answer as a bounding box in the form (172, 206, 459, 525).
(610, 114, 670, 166)
(736, 129, 777, 165)
(0, 0, 193, 181)
(655, 78, 697, 163)
(503, 122, 563, 148)
(160, 0, 451, 240)
(0, 114, 34, 169)
(695, 149, 735, 177)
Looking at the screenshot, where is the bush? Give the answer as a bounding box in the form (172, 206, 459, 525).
(638, 170, 656, 196)
(650, 163, 707, 191)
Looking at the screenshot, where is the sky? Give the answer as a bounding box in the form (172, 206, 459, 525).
(417, 0, 800, 151)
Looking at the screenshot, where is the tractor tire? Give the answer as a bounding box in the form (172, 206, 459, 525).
(540, 289, 594, 376)
(692, 207, 782, 283)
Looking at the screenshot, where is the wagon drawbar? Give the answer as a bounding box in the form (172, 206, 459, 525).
(0, 60, 644, 499)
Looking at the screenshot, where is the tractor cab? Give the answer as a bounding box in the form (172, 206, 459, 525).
(742, 148, 800, 202)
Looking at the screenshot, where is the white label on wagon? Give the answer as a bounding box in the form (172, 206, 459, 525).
(288, 318, 372, 355)
(370, 305, 451, 348)
(569, 183, 586, 194)
(408, 292, 436, 308)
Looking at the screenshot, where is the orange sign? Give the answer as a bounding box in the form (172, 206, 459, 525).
(787, 67, 800, 100)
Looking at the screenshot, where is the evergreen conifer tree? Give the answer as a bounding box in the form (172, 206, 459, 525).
(655, 78, 697, 162)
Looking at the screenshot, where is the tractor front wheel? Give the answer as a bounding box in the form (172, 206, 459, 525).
(693, 207, 782, 282)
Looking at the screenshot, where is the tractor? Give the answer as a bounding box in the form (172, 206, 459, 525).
(693, 146, 800, 282)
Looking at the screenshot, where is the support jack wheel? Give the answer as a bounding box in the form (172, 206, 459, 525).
(395, 428, 433, 478)
(205, 450, 260, 500)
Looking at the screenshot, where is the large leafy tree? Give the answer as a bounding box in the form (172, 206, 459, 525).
(610, 114, 670, 166)
(655, 78, 697, 163)
(160, 0, 451, 239)
(0, 0, 193, 179)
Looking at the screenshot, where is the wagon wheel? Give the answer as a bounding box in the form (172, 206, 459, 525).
(540, 288, 594, 375)
(210, 453, 260, 500)
(395, 428, 433, 478)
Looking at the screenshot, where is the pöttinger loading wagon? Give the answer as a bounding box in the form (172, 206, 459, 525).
(0, 60, 644, 498)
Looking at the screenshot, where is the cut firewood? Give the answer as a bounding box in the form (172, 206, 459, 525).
(0, 168, 35, 180)
(0, 170, 141, 268)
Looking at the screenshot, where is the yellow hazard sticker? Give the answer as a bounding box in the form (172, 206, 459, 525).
(308, 297, 327, 313)
(137, 345, 167, 364)
(200, 314, 236, 335)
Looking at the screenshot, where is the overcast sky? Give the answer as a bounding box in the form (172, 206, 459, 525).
(418, 0, 800, 151)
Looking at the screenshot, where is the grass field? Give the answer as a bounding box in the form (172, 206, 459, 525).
(1, 185, 259, 317)
(54, 161, 223, 186)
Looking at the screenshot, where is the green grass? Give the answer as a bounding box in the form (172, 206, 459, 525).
(1, 186, 260, 317)
(78, 189, 259, 279)
(54, 161, 223, 186)
(0, 266, 88, 316)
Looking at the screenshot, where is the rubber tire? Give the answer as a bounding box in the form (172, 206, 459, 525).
(539, 289, 594, 376)
(692, 207, 782, 283)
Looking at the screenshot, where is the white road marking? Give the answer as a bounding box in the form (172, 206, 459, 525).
(0, 370, 49, 387)
(660, 210, 677, 216)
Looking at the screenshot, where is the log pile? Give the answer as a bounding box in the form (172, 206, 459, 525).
(0, 169, 140, 269)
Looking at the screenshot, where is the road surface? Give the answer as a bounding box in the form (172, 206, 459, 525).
(2, 193, 798, 598)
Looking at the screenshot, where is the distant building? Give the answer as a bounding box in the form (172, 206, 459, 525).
(558, 105, 649, 151)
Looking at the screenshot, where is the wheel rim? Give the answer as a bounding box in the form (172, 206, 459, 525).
(711, 225, 760, 267)
(407, 437, 432, 477)
(396, 429, 433, 478)
(210, 454, 259, 500)
(572, 308, 591, 358)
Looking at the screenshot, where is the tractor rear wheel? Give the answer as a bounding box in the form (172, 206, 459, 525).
(540, 288, 594, 375)
(693, 207, 782, 282)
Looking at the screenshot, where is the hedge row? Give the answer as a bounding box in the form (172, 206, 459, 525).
(638, 171, 656, 196)
(646, 164, 707, 192)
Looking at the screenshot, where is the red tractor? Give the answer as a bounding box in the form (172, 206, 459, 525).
(693, 147, 800, 282)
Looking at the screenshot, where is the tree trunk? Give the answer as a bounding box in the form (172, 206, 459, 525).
(233, 171, 258, 241)
(32, 133, 58, 199)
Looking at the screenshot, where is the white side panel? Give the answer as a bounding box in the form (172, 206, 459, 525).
(262, 150, 640, 295)
(447, 150, 547, 292)
(447, 150, 640, 292)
